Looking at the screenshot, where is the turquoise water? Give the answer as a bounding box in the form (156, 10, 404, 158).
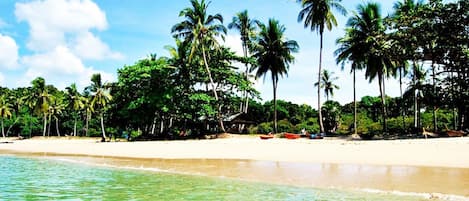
(0, 155, 439, 201)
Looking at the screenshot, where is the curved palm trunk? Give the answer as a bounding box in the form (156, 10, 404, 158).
(318, 33, 325, 133)
(73, 116, 77, 136)
(85, 111, 90, 137)
(353, 69, 357, 135)
(273, 78, 278, 133)
(47, 114, 51, 137)
(413, 61, 418, 128)
(100, 113, 107, 139)
(378, 73, 387, 133)
(431, 60, 437, 132)
(243, 44, 250, 114)
(201, 45, 225, 133)
(43, 113, 47, 137)
(55, 118, 61, 136)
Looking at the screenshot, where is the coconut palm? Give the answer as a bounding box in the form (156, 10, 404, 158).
(171, 0, 227, 132)
(342, 3, 396, 133)
(314, 69, 340, 101)
(228, 10, 257, 113)
(335, 27, 367, 135)
(297, 0, 347, 133)
(251, 19, 299, 133)
(0, 95, 13, 138)
(29, 77, 53, 137)
(48, 96, 65, 136)
(65, 83, 85, 136)
(88, 74, 112, 140)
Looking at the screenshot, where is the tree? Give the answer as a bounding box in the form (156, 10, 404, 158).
(297, 0, 346, 133)
(88, 74, 112, 140)
(28, 77, 53, 137)
(314, 69, 339, 101)
(172, 0, 228, 132)
(65, 84, 85, 136)
(251, 19, 299, 133)
(346, 3, 396, 133)
(228, 10, 257, 113)
(0, 95, 12, 138)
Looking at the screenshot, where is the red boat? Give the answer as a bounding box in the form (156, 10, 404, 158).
(284, 133, 300, 139)
(259, 134, 274, 140)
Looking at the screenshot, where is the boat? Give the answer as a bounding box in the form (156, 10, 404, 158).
(284, 133, 300, 139)
(310, 133, 323, 139)
(422, 128, 438, 138)
(259, 134, 274, 140)
(445, 125, 465, 137)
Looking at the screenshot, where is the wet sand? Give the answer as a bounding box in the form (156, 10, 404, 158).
(1, 136, 469, 198)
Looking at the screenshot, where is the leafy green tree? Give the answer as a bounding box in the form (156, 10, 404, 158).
(314, 69, 339, 101)
(88, 74, 112, 140)
(0, 95, 13, 138)
(172, 0, 228, 132)
(297, 0, 346, 133)
(28, 77, 53, 137)
(228, 10, 258, 113)
(251, 19, 299, 133)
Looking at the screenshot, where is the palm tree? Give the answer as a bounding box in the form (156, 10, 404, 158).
(65, 84, 85, 136)
(88, 74, 112, 140)
(29, 77, 53, 137)
(335, 27, 367, 135)
(49, 96, 65, 136)
(341, 3, 396, 133)
(228, 10, 257, 113)
(297, 0, 347, 133)
(0, 95, 12, 138)
(314, 69, 340, 101)
(251, 19, 299, 133)
(172, 0, 227, 132)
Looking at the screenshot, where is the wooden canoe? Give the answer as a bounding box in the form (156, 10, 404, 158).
(259, 134, 274, 140)
(447, 130, 464, 137)
(284, 133, 301, 139)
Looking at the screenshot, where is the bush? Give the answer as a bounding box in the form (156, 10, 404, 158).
(277, 119, 294, 133)
(295, 117, 319, 134)
(256, 122, 273, 134)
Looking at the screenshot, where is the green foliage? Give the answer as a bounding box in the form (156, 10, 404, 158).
(321, 101, 342, 133)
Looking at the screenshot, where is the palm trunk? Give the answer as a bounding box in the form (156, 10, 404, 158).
(318, 33, 325, 133)
(85, 111, 89, 137)
(73, 116, 77, 136)
(1, 118, 5, 138)
(43, 113, 47, 137)
(432, 60, 437, 132)
(201, 45, 225, 132)
(56, 118, 61, 137)
(273, 78, 278, 133)
(47, 114, 51, 137)
(243, 43, 250, 113)
(100, 113, 107, 139)
(379, 73, 387, 133)
(353, 69, 357, 135)
(399, 67, 405, 132)
(413, 61, 418, 129)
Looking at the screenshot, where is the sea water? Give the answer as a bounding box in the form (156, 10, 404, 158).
(0, 155, 456, 201)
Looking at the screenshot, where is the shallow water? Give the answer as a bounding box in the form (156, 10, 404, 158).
(0, 155, 465, 201)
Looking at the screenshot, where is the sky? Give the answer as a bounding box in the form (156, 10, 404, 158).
(0, 0, 404, 107)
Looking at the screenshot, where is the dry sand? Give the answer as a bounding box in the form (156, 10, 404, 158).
(1, 136, 469, 198)
(1, 135, 469, 168)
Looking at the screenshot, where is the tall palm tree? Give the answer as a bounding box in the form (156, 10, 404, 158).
(88, 74, 112, 140)
(0, 95, 12, 138)
(335, 27, 367, 135)
(297, 0, 347, 133)
(49, 96, 65, 136)
(251, 19, 299, 133)
(314, 69, 340, 101)
(172, 0, 227, 132)
(342, 3, 396, 133)
(228, 10, 257, 113)
(66, 84, 85, 136)
(29, 77, 53, 137)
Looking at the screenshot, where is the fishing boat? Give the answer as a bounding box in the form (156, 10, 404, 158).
(259, 134, 274, 140)
(284, 133, 300, 139)
(445, 125, 465, 137)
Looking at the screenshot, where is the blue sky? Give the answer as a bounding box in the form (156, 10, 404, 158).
(0, 0, 403, 107)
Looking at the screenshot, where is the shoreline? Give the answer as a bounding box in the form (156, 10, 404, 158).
(1, 136, 469, 168)
(1, 136, 469, 198)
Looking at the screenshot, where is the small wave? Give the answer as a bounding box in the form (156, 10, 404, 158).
(359, 188, 469, 201)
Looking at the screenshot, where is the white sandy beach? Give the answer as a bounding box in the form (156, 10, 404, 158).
(1, 136, 469, 168)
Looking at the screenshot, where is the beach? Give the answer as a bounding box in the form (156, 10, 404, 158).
(1, 136, 469, 199)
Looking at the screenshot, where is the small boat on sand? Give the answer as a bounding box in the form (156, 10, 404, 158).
(445, 125, 465, 137)
(259, 134, 274, 140)
(284, 133, 300, 139)
(310, 133, 323, 139)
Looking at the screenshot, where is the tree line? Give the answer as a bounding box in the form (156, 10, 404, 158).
(0, 0, 467, 139)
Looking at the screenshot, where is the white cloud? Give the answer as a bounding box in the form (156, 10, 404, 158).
(14, 0, 121, 61)
(0, 34, 19, 69)
(222, 34, 244, 56)
(21, 45, 114, 89)
(71, 31, 123, 60)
